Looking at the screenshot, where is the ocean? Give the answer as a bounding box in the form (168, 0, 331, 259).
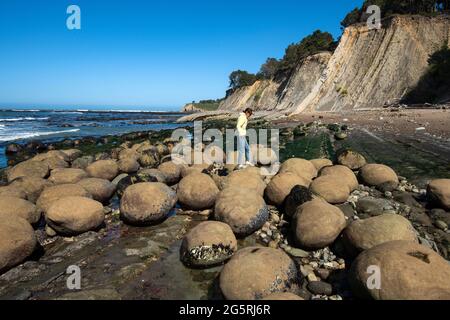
(0, 108, 186, 168)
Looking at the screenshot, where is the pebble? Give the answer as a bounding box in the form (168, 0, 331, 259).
(307, 281, 333, 296)
(435, 220, 448, 231)
(307, 273, 319, 282)
(287, 247, 310, 258)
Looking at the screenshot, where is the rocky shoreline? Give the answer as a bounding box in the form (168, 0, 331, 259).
(0, 119, 449, 300)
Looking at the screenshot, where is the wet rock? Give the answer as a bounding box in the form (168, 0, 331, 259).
(219, 247, 298, 300)
(279, 158, 317, 182)
(319, 165, 359, 192)
(36, 184, 91, 213)
(177, 173, 219, 210)
(0, 217, 37, 273)
(71, 155, 94, 170)
(180, 221, 237, 268)
(77, 178, 116, 203)
(118, 158, 140, 174)
(427, 179, 450, 211)
(120, 182, 177, 225)
(214, 187, 269, 237)
(265, 172, 309, 206)
(337, 149, 367, 170)
(359, 164, 399, 189)
(5, 143, 22, 154)
(349, 241, 450, 300)
(86, 160, 119, 181)
(344, 214, 418, 254)
(310, 158, 333, 172)
(6, 160, 49, 183)
(46, 196, 105, 236)
(356, 197, 394, 216)
(335, 132, 347, 140)
(48, 168, 89, 185)
(262, 292, 304, 300)
(222, 170, 266, 196)
(116, 172, 159, 198)
(136, 168, 167, 183)
(310, 175, 350, 204)
(0, 196, 41, 224)
(293, 199, 346, 250)
(157, 161, 182, 185)
(307, 281, 333, 296)
(9, 177, 53, 203)
(137, 149, 159, 167)
(284, 185, 313, 219)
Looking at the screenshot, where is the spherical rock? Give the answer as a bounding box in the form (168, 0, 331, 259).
(118, 148, 139, 161)
(180, 221, 237, 267)
(181, 164, 210, 178)
(0, 218, 37, 273)
(48, 168, 89, 185)
(349, 241, 450, 300)
(265, 172, 309, 206)
(9, 177, 53, 203)
(219, 247, 298, 300)
(310, 175, 350, 204)
(222, 170, 266, 197)
(32, 150, 69, 162)
(427, 179, 450, 211)
(337, 149, 367, 170)
(307, 281, 333, 296)
(71, 155, 94, 170)
(0, 185, 28, 200)
(344, 214, 418, 254)
(177, 173, 219, 210)
(137, 168, 167, 183)
(0, 196, 41, 224)
(61, 149, 82, 162)
(118, 158, 140, 174)
(138, 150, 159, 167)
(7, 160, 49, 182)
(284, 185, 313, 219)
(261, 292, 304, 300)
(293, 199, 346, 250)
(46, 196, 105, 235)
(86, 160, 119, 181)
(120, 182, 177, 225)
(214, 188, 268, 237)
(310, 158, 333, 171)
(77, 178, 116, 203)
(157, 161, 182, 185)
(319, 165, 358, 192)
(279, 158, 317, 182)
(359, 164, 398, 189)
(116, 171, 160, 198)
(37, 184, 91, 213)
(39, 156, 69, 170)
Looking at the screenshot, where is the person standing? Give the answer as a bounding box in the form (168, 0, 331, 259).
(236, 108, 253, 168)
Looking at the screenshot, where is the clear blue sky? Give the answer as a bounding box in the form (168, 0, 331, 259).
(0, 0, 363, 110)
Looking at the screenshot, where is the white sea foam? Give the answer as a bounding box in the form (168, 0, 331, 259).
(0, 129, 80, 142)
(0, 117, 49, 122)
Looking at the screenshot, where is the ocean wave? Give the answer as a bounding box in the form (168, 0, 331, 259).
(0, 117, 49, 122)
(0, 129, 80, 142)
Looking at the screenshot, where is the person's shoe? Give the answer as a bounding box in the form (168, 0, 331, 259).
(237, 164, 247, 170)
(246, 161, 255, 167)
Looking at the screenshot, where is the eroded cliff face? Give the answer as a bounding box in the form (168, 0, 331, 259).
(218, 15, 450, 114)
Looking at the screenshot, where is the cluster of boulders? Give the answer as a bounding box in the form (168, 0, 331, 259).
(1, 136, 450, 300)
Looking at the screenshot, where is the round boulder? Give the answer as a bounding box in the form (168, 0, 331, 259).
(293, 199, 346, 249)
(37, 184, 91, 213)
(180, 221, 237, 267)
(0, 196, 41, 224)
(284, 185, 314, 219)
(222, 171, 266, 197)
(337, 149, 367, 170)
(137, 169, 167, 183)
(427, 179, 450, 211)
(181, 164, 210, 178)
(7, 160, 49, 182)
(118, 158, 140, 174)
(344, 214, 418, 254)
(220, 247, 298, 300)
(157, 161, 182, 185)
(120, 182, 177, 225)
(214, 188, 269, 237)
(9, 177, 53, 203)
(0, 218, 37, 273)
(319, 165, 359, 192)
(77, 178, 116, 203)
(177, 173, 219, 210)
(46, 196, 105, 235)
(349, 241, 450, 300)
(86, 160, 119, 181)
(310, 175, 350, 204)
(48, 168, 89, 185)
(279, 158, 317, 182)
(61, 149, 82, 162)
(310, 158, 333, 171)
(0, 185, 28, 200)
(265, 172, 309, 206)
(359, 164, 398, 188)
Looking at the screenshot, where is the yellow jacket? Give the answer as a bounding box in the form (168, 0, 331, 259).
(236, 112, 248, 136)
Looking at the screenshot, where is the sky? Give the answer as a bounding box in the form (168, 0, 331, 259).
(0, 0, 363, 110)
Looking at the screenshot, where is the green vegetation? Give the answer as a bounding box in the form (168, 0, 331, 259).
(403, 45, 450, 103)
(341, 0, 450, 28)
(189, 99, 224, 111)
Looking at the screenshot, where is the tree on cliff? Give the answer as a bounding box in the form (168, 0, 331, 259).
(258, 58, 280, 79)
(228, 70, 258, 90)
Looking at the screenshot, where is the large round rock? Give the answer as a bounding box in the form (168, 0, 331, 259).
(0, 218, 37, 273)
(222, 171, 266, 196)
(46, 196, 104, 235)
(7, 160, 49, 182)
(279, 158, 317, 182)
(427, 179, 450, 211)
(180, 221, 237, 268)
(9, 177, 53, 203)
(86, 160, 119, 181)
(215, 188, 269, 237)
(120, 182, 177, 225)
(177, 173, 219, 210)
(359, 164, 398, 188)
(118, 158, 140, 174)
(37, 184, 91, 213)
(310, 158, 333, 171)
(319, 165, 358, 192)
(337, 150, 367, 170)
(265, 172, 309, 206)
(0, 185, 28, 200)
(220, 247, 298, 300)
(77, 178, 116, 203)
(344, 214, 418, 254)
(310, 175, 350, 204)
(0, 196, 41, 224)
(349, 241, 450, 300)
(293, 199, 346, 249)
(48, 168, 89, 185)
(157, 161, 182, 185)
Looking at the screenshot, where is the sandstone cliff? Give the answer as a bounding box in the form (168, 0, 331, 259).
(218, 15, 450, 114)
